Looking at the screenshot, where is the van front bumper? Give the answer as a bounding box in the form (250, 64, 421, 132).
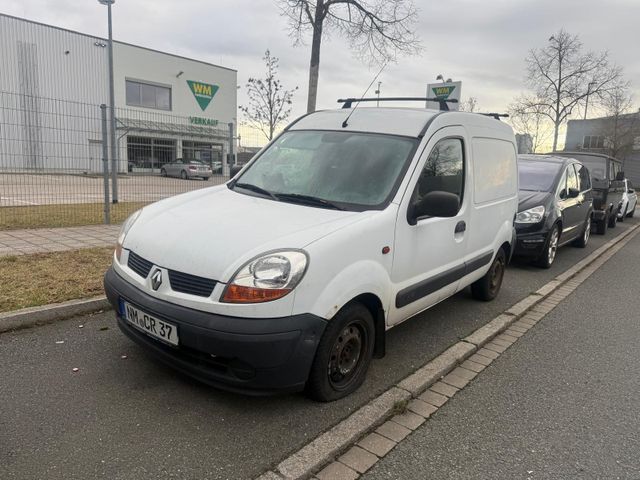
(104, 267, 327, 395)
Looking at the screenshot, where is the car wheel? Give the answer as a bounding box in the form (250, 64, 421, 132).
(471, 248, 506, 301)
(180, 170, 187, 180)
(596, 215, 608, 235)
(306, 302, 374, 402)
(608, 210, 617, 228)
(572, 216, 591, 248)
(203, 177, 210, 181)
(618, 206, 626, 222)
(534, 225, 559, 269)
(160, 168, 167, 177)
(627, 206, 635, 218)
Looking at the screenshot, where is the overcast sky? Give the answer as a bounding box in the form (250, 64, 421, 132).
(3, 0, 639, 145)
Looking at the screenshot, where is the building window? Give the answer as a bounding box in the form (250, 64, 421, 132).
(125, 80, 172, 110)
(582, 135, 605, 149)
(127, 136, 176, 170)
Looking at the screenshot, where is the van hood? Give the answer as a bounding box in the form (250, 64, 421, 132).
(518, 190, 552, 212)
(123, 186, 364, 281)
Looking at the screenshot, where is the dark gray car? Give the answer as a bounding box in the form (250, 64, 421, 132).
(160, 159, 212, 180)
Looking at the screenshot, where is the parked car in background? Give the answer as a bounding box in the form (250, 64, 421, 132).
(160, 159, 212, 180)
(556, 152, 625, 234)
(212, 160, 223, 174)
(104, 105, 519, 401)
(515, 155, 593, 268)
(618, 179, 637, 221)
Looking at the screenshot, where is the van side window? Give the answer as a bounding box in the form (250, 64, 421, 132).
(575, 164, 591, 191)
(557, 169, 568, 198)
(413, 138, 464, 208)
(566, 165, 579, 194)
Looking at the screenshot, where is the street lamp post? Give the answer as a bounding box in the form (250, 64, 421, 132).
(584, 81, 597, 120)
(98, 0, 118, 203)
(375, 81, 382, 107)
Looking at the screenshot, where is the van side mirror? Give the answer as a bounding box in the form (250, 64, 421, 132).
(629, 189, 635, 194)
(616, 171, 625, 181)
(409, 191, 460, 225)
(230, 165, 243, 177)
(568, 188, 580, 198)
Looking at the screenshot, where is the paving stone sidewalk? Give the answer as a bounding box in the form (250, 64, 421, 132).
(0, 225, 120, 257)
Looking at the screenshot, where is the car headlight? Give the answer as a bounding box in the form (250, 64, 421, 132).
(222, 250, 308, 303)
(115, 209, 142, 262)
(515, 205, 545, 224)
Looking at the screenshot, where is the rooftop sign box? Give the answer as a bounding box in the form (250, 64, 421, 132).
(426, 81, 462, 111)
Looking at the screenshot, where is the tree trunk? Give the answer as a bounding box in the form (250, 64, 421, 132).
(552, 122, 559, 152)
(306, 1, 324, 113)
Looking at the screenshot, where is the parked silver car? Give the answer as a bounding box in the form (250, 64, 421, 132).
(160, 159, 212, 180)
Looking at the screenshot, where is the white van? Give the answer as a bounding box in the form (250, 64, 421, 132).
(104, 105, 518, 401)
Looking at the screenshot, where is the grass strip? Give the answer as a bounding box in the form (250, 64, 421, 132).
(0, 247, 113, 313)
(0, 202, 146, 230)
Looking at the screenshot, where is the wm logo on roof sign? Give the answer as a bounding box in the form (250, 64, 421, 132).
(431, 85, 456, 99)
(187, 80, 220, 111)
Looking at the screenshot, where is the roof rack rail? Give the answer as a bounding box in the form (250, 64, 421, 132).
(337, 97, 458, 111)
(480, 113, 509, 121)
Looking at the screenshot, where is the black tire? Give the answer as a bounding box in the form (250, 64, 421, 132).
(180, 170, 187, 180)
(160, 168, 167, 177)
(608, 209, 617, 228)
(203, 177, 210, 181)
(596, 214, 608, 235)
(305, 302, 375, 402)
(534, 225, 560, 269)
(471, 248, 506, 301)
(572, 215, 591, 248)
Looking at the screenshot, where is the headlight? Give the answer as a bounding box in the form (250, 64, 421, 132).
(515, 205, 545, 224)
(115, 209, 142, 262)
(222, 250, 308, 303)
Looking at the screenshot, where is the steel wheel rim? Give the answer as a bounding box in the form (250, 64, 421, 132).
(328, 322, 366, 390)
(489, 255, 505, 295)
(548, 228, 559, 264)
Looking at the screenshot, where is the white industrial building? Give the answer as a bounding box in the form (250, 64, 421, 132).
(0, 13, 237, 173)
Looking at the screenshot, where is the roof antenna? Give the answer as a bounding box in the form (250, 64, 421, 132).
(342, 62, 387, 128)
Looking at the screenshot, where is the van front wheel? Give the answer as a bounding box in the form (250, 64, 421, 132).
(306, 303, 374, 402)
(471, 249, 506, 302)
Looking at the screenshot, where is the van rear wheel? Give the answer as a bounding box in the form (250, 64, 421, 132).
(608, 210, 617, 228)
(471, 249, 506, 301)
(305, 302, 374, 402)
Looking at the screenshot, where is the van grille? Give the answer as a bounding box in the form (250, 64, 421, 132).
(168, 270, 217, 297)
(127, 251, 153, 278)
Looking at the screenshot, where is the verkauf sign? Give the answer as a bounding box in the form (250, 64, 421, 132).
(187, 80, 219, 111)
(426, 81, 462, 111)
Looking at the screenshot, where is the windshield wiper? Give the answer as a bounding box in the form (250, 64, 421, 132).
(274, 193, 345, 210)
(232, 182, 278, 200)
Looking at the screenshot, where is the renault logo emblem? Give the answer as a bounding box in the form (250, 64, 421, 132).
(151, 269, 163, 291)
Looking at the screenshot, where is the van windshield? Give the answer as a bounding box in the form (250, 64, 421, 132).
(231, 131, 417, 211)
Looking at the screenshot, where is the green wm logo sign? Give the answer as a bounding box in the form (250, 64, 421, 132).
(187, 80, 220, 111)
(431, 85, 456, 99)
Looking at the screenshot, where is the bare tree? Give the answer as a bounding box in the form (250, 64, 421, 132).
(279, 0, 420, 113)
(459, 96, 478, 112)
(240, 50, 298, 141)
(508, 101, 553, 153)
(518, 29, 624, 151)
(600, 80, 637, 159)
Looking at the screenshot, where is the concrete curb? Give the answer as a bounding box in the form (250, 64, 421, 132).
(259, 222, 640, 480)
(0, 296, 111, 333)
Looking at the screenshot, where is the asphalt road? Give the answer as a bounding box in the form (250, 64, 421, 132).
(1, 218, 638, 480)
(364, 225, 640, 479)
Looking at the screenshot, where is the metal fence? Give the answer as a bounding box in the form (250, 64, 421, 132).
(0, 91, 267, 230)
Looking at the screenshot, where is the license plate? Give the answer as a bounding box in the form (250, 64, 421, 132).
(122, 301, 179, 346)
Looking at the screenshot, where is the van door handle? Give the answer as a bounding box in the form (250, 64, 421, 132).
(455, 221, 466, 234)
